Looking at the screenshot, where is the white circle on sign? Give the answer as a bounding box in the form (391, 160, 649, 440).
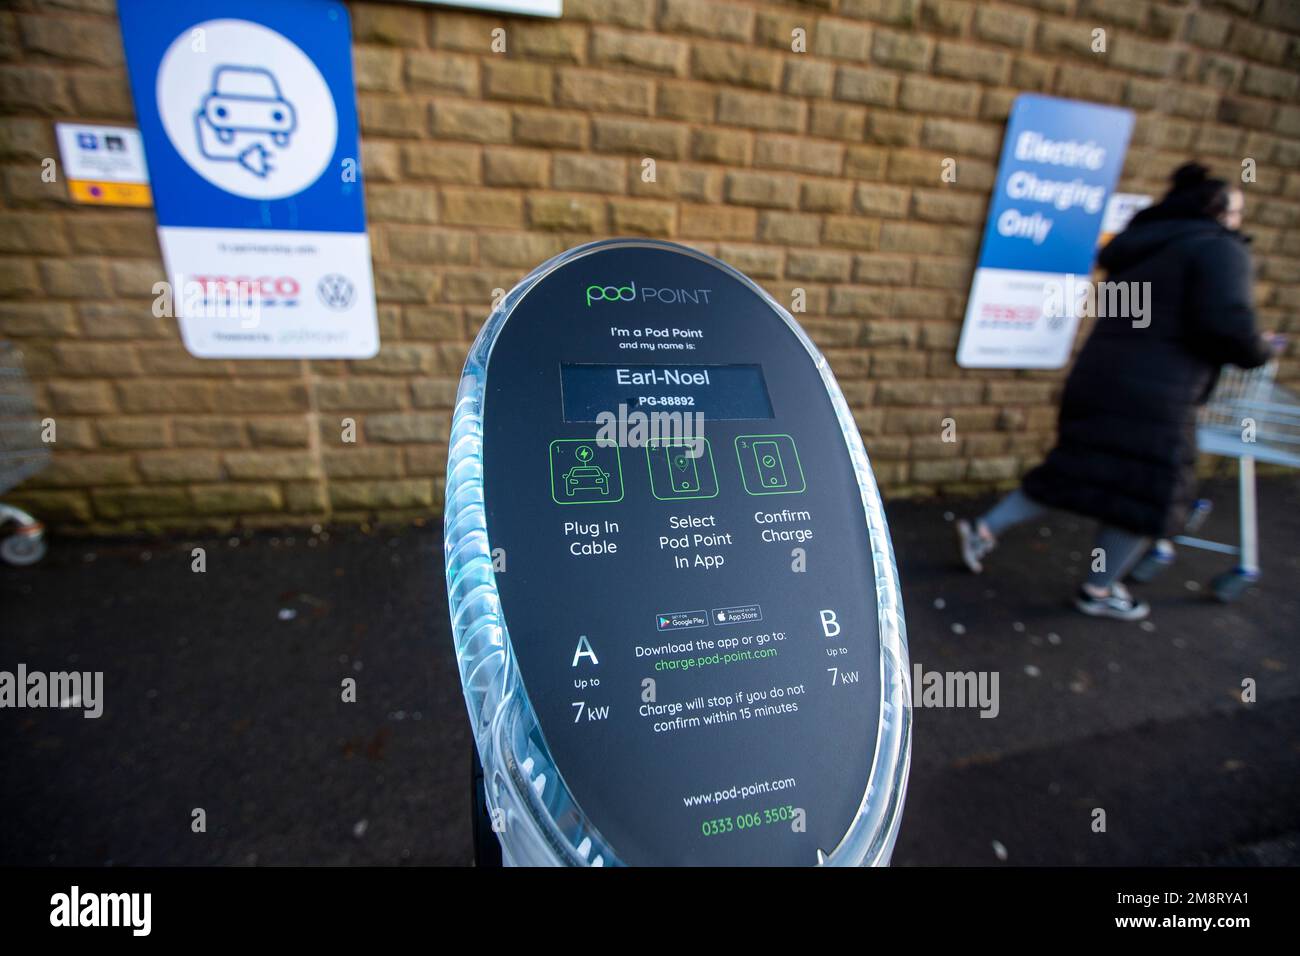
(155, 18, 338, 200)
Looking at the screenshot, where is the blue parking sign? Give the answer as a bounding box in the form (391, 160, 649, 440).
(118, 0, 378, 358)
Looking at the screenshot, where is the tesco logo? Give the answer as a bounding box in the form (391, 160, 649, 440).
(192, 275, 301, 299)
(979, 303, 1037, 324)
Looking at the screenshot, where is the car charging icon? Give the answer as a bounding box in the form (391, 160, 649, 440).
(563, 445, 611, 497)
(195, 65, 297, 178)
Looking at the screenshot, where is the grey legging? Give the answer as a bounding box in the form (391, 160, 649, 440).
(979, 489, 1150, 589)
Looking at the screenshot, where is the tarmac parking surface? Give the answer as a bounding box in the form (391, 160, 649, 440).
(3, 477, 1297, 866)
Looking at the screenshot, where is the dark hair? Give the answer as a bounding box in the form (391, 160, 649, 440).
(1166, 162, 1231, 220)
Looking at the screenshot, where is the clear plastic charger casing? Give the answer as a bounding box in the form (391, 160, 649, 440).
(444, 239, 911, 866)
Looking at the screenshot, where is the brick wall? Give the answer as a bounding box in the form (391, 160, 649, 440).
(1, 0, 1298, 533)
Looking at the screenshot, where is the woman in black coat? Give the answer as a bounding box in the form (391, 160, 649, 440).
(957, 163, 1277, 621)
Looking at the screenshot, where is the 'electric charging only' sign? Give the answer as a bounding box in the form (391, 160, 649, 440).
(956, 95, 1133, 369)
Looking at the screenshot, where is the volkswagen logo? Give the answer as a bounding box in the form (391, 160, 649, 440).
(317, 273, 355, 310)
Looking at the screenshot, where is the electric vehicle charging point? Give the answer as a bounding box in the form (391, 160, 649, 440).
(444, 239, 911, 866)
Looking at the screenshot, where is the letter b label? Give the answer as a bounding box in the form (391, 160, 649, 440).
(820, 609, 840, 638)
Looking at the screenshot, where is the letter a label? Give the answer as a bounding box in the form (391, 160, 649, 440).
(572, 635, 599, 667)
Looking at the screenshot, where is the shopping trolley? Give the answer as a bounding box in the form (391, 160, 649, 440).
(1130, 347, 1300, 601)
(0, 342, 50, 565)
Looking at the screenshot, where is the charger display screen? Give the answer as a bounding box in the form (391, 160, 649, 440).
(560, 363, 774, 422)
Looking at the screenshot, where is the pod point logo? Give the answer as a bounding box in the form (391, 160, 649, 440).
(585, 281, 712, 307)
(586, 281, 636, 307)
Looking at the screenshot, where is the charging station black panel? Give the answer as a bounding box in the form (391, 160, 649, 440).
(479, 243, 884, 866)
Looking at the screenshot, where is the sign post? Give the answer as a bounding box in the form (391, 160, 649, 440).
(118, 0, 378, 359)
(956, 95, 1134, 369)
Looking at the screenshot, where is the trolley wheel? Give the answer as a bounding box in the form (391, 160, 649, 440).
(0, 533, 46, 566)
(470, 745, 502, 867)
(1210, 568, 1257, 603)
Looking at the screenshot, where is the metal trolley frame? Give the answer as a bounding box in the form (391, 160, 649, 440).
(1132, 356, 1300, 601)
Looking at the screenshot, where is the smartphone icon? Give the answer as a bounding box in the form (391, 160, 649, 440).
(753, 441, 787, 489)
(667, 447, 701, 493)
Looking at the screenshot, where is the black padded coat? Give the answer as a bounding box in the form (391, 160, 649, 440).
(1021, 213, 1272, 538)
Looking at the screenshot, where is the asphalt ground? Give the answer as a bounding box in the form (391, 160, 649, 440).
(2, 475, 1297, 866)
